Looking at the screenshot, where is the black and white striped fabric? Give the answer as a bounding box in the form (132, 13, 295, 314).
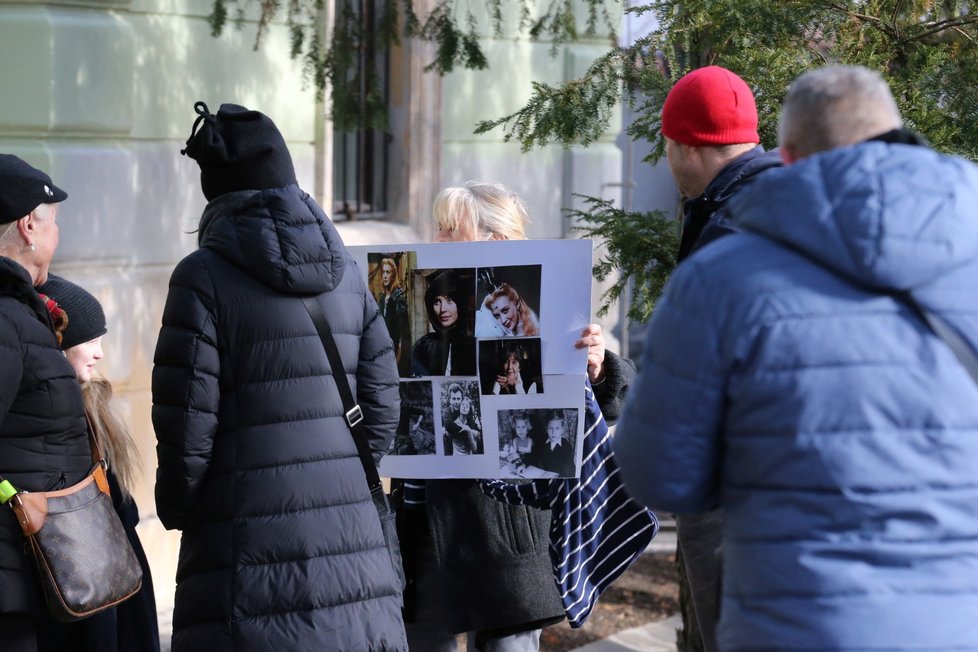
(481, 384, 658, 627)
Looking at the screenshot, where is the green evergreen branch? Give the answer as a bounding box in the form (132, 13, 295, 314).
(568, 195, 680, 323)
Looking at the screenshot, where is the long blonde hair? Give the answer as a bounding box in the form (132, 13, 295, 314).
(433, 181, 530, 241)
(483, 283, 540, 336)
(82, 375, 141, 500)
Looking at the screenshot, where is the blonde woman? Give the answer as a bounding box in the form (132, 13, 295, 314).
(37, 275, 160, 652)
(481, 283, 540, 337)
(394, 181, 637, 652)
(377, 257, 410, 372)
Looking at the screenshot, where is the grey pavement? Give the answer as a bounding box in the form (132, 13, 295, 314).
(570, 615, 681, 652)
(158, 528, 680, 652)
(567, 526, 679, 652)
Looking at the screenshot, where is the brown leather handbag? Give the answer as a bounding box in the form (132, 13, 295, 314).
(2, 416, 143, 621)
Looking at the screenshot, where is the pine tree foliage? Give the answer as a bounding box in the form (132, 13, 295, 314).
(478, 0, 977, 320)
(209, 1, 978, 321)
(480, 1, 978, 160)
(567, 196, 680, 323)
(208, 0, 616, 130)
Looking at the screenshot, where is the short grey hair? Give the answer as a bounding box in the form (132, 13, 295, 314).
(779, 65, 903, 159)
(0, 203, 55, 255)
(0, 221, 20, 253)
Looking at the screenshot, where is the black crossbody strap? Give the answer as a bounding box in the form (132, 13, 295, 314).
(1, 412, 105, 503)
(759, 232, 978, 389)
(302, 297, 382, 490)
(899, 295, 978, 387)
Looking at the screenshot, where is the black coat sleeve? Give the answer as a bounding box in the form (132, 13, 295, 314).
(592, 349, 636, 425)
(355, 288, 401, 465)
(0, 314, 22, 428)
(152, 256, 221, 531)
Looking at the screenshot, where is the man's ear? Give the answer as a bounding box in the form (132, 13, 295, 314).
(780, 144, 799, 165)
(15, 212, 35, 246)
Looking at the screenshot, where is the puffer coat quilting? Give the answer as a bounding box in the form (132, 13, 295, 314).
(0, 257, 90, 618)
(615, 142, 978, 650)
(152, 187, 405, 651)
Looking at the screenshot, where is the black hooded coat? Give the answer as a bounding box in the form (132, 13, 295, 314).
(152, 186, 406, 651)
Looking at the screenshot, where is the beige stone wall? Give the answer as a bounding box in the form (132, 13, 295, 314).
(438, 1, 625, 347)
(0, 0, 323, 635)
(0, 2, 625, 644)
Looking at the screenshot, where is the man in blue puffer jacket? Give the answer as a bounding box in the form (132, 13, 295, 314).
(615, 65, 978, 650)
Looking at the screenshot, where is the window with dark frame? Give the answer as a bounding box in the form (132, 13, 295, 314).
(332, 0, 391, 221)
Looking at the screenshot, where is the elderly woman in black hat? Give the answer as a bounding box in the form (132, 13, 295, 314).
(37, 275, 160, 652)
(153, 103, 406, 651)
(0, 156, 92, 651)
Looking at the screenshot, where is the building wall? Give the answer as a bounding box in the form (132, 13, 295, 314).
(0, 1, 324, 635)
(0, 1, 625, 643)
(436, 2, 625, 349)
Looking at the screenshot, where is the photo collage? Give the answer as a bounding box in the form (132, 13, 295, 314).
(355, 239, 592, 479)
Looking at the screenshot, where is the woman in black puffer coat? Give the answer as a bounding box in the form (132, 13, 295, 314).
(0, 156, 91, 652)
(153, 103, 406, 652)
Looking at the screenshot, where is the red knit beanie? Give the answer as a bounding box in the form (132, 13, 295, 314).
(661, 66, 759, 146)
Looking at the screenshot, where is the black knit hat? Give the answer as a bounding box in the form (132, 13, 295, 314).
(0, 154, 68, 224)
(181, 101, 297, 201)
(36, 275, 107, 350)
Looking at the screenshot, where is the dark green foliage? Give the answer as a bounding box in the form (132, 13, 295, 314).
(567, 196, 679, 323)
(482, 0, 978, 321)
(487, 1, 978, 162)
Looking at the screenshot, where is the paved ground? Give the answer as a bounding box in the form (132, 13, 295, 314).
(158, 530, 680, 652)
(570, 615, 682, 652)
(566, 529, 679, 652)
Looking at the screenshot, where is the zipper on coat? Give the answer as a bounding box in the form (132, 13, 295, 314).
(44, 472, 66, 491)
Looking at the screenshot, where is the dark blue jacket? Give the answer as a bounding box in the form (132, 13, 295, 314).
(676, 146, 782, 262)
(616, 142, 978, 649)
(153, 186, 406, 651)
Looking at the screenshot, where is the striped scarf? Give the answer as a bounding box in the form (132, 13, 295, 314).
(481, 384, 658, 627)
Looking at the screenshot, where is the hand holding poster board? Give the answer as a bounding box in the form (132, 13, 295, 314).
(350, 239, 592, 479)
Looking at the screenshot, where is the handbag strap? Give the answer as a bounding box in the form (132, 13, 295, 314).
(761, 233, 978, 389)
(1, 412, 104, 503)
(301, 297, 382, 491)
(897, 293, 978, 387)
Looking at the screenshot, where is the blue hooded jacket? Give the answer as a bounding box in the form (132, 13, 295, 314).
(615, 141, 978, 650)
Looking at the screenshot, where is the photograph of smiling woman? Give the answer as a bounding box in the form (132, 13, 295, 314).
(410, 267, 477, 376)
(475, 265, 542, 337)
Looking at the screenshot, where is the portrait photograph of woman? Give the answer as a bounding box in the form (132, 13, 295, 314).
(478, 339, 543, 395)
(410, 268, 476, 376)
(368, 251, 415, 376)
(475, 265, 542, 337)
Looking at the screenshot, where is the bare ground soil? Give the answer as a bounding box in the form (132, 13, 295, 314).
(539, 551, 680, 651)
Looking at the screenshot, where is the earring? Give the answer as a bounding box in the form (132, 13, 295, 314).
(28, 243, 36, 252)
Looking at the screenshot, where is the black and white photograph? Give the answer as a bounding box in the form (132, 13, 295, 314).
(367, 251, 415, 377)
(438, 380, 483, 456)
(385, 381, 436, 456)
(409, 268, 477, 377)
(478, 339, 543, 395)
(497, 408, 579, 478)
(475, 265, 542, 337)
(350, 240, 591, 479)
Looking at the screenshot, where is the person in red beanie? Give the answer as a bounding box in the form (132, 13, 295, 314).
(658, 66, 781, 652)
(661, 65, 782, 262)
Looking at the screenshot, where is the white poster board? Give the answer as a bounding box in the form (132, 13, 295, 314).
(349, 239, 592, 478)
